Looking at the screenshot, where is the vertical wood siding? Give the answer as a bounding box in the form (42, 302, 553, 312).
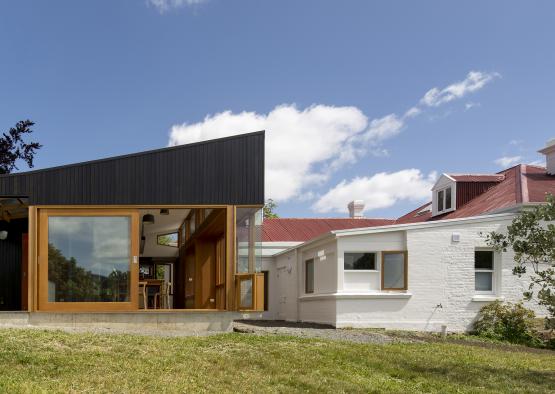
(0, 131, 265, 206)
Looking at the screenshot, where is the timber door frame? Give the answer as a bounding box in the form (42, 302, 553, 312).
(37, 208, 140, 312)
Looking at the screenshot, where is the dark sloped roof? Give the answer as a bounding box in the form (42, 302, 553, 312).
(0, 131, 265, 205)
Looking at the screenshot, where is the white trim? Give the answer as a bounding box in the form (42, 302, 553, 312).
(472, 295, 505, 302)
(299, 292, 412, 301)
(272, 212, 516, 257)
(333, 213, 515, 236)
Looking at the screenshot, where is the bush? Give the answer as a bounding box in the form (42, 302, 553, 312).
(473, 301, 543, 347)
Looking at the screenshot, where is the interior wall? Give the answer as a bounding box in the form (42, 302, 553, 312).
(0, 218, 28, 311)
(140, 208, 189, 257)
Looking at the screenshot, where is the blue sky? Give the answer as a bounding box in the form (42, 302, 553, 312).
(0, 1, 553, 218)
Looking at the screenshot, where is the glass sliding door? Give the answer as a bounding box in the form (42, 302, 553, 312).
(38, 209, 139, 311)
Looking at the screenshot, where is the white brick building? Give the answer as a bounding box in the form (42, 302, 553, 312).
(258, 152, 554, 332)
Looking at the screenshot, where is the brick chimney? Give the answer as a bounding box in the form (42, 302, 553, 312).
(348, 200, 365, 218)
(538, 138, 555, 175)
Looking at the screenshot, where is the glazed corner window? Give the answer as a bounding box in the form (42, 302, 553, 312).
(157, 232, 178, 247)
(437, 187, 452, 213)
(235, 208, 263, 274)
(305, 259, 314, 294)
(475, 251, 494, 292)
(382, 252, 407, 290)
(344, 253, 376, 270)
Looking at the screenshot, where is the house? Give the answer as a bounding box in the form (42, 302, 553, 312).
(260, 142, 555, 332)
(0, 131, 266, 332)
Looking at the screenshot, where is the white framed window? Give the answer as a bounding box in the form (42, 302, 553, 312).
(344, 252, 377, 271)
(436, 186, 453, 214)
(475, 250, 495, 294)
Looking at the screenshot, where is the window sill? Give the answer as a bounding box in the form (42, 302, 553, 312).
(471, 295, 505, 302)
(343, 270, 379, 273)
(299, 292, 412, 301)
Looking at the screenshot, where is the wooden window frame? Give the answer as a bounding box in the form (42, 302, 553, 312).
(156, 232, 179, 248)
(381, 251, 408, 291)
(37, 208, 140, 312)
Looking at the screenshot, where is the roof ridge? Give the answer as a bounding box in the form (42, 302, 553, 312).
(265, 217, 394, 221)
(0, 130, 265, 178)
(448, 172, 502, 176)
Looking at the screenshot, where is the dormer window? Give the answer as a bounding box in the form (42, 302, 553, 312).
(436, 186, 452, 213)
(431, 174, 457, 217)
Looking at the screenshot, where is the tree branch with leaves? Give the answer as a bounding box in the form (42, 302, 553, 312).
(484, 193, 555, 328)
(0, 120, 42, 175)
(263, 199, 279, 219)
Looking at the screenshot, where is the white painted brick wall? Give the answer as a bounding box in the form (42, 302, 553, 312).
(264, 216, 547, 332)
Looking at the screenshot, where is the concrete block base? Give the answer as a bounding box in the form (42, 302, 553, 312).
(0, 311, 248, 335)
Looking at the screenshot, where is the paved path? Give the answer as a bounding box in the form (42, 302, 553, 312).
(233, 320, 412, 344)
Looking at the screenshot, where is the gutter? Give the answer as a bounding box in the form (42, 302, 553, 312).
(272, 212, 517, 257)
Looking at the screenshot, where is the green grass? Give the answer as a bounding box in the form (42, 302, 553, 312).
(0, 329, 553, 393)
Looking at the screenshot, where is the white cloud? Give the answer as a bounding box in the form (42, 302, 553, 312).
(169, 104, 368, 201)
(420, 71, 500, 107)
(494, 155, 522, 168)
(167, 70, 499, 205)
(147, 0, 207, 13)
(312, 169, 437, 214)
(464, 102, 480, 111)
(362, 114, 404, 142)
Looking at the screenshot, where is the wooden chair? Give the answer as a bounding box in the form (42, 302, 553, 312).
(154, 282, 172, 309)
(139, 281, 148, 309)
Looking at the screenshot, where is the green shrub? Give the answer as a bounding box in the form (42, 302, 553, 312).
(473, 300, 543, 347)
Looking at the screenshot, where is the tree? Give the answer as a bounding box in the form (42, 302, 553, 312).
(263, 199, 279, 219)
(0, 120, 42, 174)
(484, 194, 555, 328)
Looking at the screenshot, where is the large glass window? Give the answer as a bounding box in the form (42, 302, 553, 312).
(344, 252, 376, 270)
(236, 208, 262, 273)
(47, 216, 131, 302)
(475, 251, 494, 292)
(382, 252, 407, 290)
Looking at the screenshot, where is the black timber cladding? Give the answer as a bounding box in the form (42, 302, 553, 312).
(0, 131, 265, 205)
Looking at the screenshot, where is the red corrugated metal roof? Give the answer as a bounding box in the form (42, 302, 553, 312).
(265, 165, 555, 241)
(449, 174, 505, 182)
(396, 165, 554, 224)
(262, 218, 395, 242)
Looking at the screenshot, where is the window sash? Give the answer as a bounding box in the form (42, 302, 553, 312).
(305, 259, 314, 294)
(445, 187, 452, 210)
(344, 252, 376, 271)
(437, 190, 444, 212)
(475, 250, 495, 293)
(381, 251, 407, 290)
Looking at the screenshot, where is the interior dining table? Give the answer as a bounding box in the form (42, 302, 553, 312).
(140, 279, 164, 309)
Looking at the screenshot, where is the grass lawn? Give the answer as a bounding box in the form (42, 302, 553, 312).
(0, 329, 553, 393)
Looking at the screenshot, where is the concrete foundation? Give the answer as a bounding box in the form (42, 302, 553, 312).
(0, 311, 257, 335)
